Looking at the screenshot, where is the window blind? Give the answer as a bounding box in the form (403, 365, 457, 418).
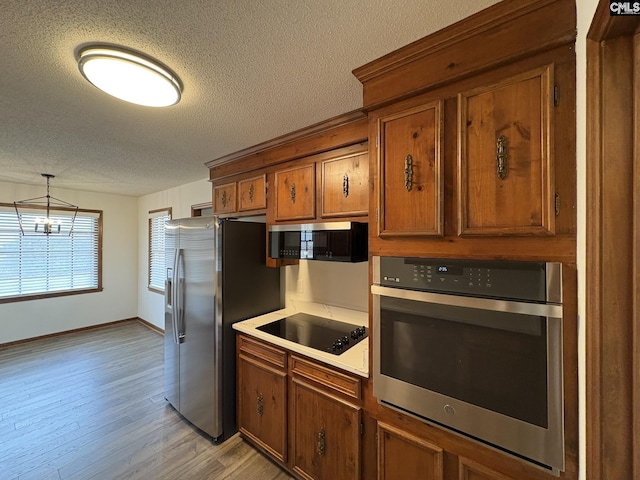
(0, 206, 101, 300)
(148, 209, 171, 291)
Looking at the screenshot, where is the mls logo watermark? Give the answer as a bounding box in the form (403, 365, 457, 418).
(610, 1, 640, 15)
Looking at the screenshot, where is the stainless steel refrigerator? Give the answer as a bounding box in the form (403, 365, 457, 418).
(164, 217, 282, 442)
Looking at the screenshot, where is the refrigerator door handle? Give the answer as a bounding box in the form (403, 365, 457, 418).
(177, 248, 186, 342)
(172, 248, 182, 344)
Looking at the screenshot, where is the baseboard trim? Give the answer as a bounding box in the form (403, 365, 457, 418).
(0, 317, 143, 349)
(137, 317, 164, 335)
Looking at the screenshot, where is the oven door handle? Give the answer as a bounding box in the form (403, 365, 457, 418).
(370, 284, 562, 317)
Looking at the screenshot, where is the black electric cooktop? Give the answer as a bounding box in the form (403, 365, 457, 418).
(256, 313, 368, 355)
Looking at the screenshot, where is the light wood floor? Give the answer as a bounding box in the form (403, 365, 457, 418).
(0, 321, 294, 480)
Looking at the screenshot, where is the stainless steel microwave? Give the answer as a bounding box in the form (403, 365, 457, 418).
(268, 222, 368, 262)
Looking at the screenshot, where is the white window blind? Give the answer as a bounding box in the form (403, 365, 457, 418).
(0, 206, 101, 300)
(148, 208, 171, 292)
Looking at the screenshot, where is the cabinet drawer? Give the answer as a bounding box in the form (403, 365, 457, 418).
(238, 335, 287, 370)
(458, 456, 513, 480)
(290, 355, 361, 400)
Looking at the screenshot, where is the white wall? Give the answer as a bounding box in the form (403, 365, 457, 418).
(576, 1, 598, 479)
(136, 178, 212, 329)
(0, 181, 138, 344)
(285, 260, 368, 313)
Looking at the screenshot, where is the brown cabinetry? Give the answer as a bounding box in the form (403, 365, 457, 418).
(321, 151, 369, 218)
(238, 174, 267, 212)
(213, 182, 237, 214)
(237, 335, 364, 480)
(274, 164, 316, 221)
(237, 336, 287, 462)
(377, 421, 443, 480)
(457, 65, 554, 236)
(376, 101, 443, 236)
(213, 174, 266, 215)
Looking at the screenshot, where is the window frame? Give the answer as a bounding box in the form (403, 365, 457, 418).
(148, 207, 172, 294)
(0, 203, 103, 304)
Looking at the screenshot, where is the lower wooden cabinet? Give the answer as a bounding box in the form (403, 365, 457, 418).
(237, 335, 288, 462)
(291, 378, 361, 480)
(377, 421, 443, 480)
(237, 334, 363, 480)
(458, 457, 514, 480)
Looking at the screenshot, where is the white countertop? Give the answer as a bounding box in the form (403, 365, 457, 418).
(233, 301, 369, 378)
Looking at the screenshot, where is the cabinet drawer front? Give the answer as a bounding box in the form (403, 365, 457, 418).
(321, 152, 369, 218)
(377, 422, 443, 480)
(238, 335, 287, 370)
(290, 355, 361, 400)
(213, 182, 237, 213)
(239, 175, 267, 211)
(458, 65, 554, 236)
(378, 101, 444, 236)
(274, 164, 315, 221)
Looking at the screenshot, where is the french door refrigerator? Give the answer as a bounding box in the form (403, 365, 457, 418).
(164, 217, 282, 442)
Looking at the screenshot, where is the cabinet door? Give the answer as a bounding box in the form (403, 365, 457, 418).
(274, 164, 315, 221)
(239, 175, 267, 211)
(321, 152, 369, 218)
(377, 101, 443, 236)
(458, 457, 513, 480)
(458, 65, 554, 236)
(238, 354, 287, 462)
(213, 182, 237, 214)
(377, 422, 443, 480)
(291, 378, 361, 480)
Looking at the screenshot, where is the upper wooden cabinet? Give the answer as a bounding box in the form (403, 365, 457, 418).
(238, 174, 267, 212)
(457, 66, 554, 236)
(376, 101, 443, 236)
(213, 182, 237, 214)
(321, 152, 369, 218)
(274, 164, 316, 221)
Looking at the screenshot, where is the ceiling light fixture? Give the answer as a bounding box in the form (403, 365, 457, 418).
(77, 46, 182, 107)
(13, 174, 78, 236)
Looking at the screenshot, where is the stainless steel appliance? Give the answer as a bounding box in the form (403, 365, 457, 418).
(165, 217, 282, 442)
(257, 313, 367, 355)
(372, 256, 564, 474)
(268, 222, 367, 262)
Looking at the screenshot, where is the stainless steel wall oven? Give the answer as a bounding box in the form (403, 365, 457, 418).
(372, 256, 564, 474)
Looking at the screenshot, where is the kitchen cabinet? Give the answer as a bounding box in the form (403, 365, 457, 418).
(321, 151, 369, 218)
(377, 421, 443, 480)
(236, 335, 363, 480)
(457, 65, 554, 236)
(213, 175, 266, 215)
(274, 164, 316, 221)
(458, 457, 513, 480)
(213, 182, 237, 214)
(290, 355, 362, 480)
(237, 335, 288, 462)
(238, 174, 267, 212)
(376, 101, 443, 236)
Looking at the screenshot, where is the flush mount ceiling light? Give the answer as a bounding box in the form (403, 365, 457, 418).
(13, 174, 78, 236)
(77, 46, 182, 107)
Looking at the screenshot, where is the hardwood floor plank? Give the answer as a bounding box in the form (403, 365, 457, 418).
(0, 321, 293, 480)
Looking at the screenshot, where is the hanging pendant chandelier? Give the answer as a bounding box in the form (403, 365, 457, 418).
(13, 174, 78, 236)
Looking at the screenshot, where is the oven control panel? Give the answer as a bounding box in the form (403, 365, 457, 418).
(376, 256, 559, 303)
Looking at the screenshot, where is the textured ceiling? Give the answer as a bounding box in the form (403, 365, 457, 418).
(0, 0, 499, 197)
